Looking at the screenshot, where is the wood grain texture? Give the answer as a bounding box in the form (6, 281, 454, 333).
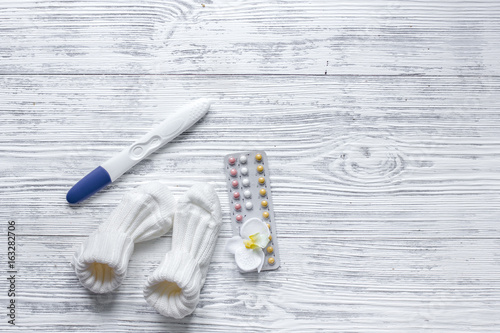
(11, 236, 500, 332)
(1, 0, 500, 332)
(0, 0, 499, 75)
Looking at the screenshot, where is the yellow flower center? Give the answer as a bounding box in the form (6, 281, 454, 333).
(243, 233, 261, 249)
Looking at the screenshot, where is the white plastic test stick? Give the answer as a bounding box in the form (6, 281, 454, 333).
(66, 98, 211, 204)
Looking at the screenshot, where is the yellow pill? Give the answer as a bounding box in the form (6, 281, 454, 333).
(268, 235, 272, 241)
(268, 257, 275, 265)
(261, 200, 268, 207)
(255, 153, 262, 161)
(262, 211, 269, 219)
(267, 246, 274, 254)
(259, 188, 266, 196)
(257, 165, 264, 173)
(266, 223, 271, 229)
(258, 177, 265, 184)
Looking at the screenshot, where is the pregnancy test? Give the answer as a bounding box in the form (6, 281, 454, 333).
(66, 98, 212, 204)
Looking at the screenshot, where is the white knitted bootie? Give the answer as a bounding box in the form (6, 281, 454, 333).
(73, 182, 176, 294)
(143, 183, 222, 319)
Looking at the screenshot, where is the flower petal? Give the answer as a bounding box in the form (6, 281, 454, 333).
(253, 232, 270, 248)
(226, 236, 244, 254)
(257, 250, 265, 273)
(240, 218, 271, 245)
(234, 247, 265, 272)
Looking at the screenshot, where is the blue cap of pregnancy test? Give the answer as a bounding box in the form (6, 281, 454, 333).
(66, 166, 112, 204)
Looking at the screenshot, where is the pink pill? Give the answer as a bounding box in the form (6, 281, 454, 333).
(236, 214, 243, 222)
(233, 191, 240, 199)
(230, 168, 237, 177)
(234, 203, 242, 211)
(232, 180, 239, 188)
(228, 156, 236, 165)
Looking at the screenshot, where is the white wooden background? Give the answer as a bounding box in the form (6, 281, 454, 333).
(1, 0, 500, 331)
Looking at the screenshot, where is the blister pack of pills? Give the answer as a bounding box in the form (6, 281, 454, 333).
(224, 151, 280, 272)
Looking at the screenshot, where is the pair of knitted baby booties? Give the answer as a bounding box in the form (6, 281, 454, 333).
(72, 182, 222, 319)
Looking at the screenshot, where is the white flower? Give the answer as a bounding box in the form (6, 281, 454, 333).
(225, 218, 271, 273)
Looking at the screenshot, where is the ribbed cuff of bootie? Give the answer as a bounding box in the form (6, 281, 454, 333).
(73, 231, 134, 294)
(143, 251, 203, 319)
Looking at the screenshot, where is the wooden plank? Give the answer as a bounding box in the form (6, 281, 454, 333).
(10, 235, 500, 332)
(1, 74, 500, 240)
(0, 0, 499, 75)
